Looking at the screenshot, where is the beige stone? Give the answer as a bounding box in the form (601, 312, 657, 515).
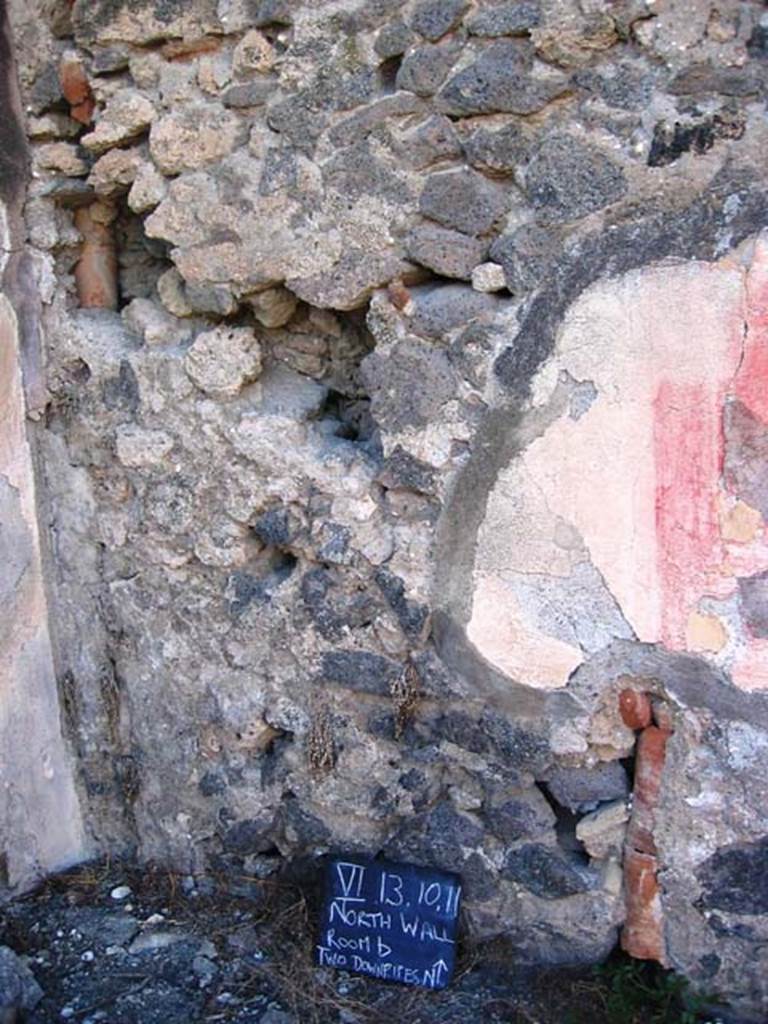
(471, 262, 506, 293)
(122, 297, 191, 347)
(34, 142, 88, 176)
(232, 29, 274, 76)
(127, 161, 167, 213)
(115, 425, 175, 467)
(246, 286, 298, 328)
(184, 326, 262, 397)
(149, 106, 244, 175)
(157, 267, 193, 317)
(719, 496, 762, 543)
(686, 611, 728, 654)
(81, 90, 156, 154)
(27, 114, 80, 140)
(576, 798, 629, 860)
(88, 146, 143, 197)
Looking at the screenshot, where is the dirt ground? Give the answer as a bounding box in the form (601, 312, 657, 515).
(0, 861, 712, 1024)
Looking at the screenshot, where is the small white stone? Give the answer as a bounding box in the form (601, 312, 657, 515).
(110, 884, 132, 901)
(81, 950, 95, 962)
(61, 1008, 75, 1019)
(116, 426, 174, 468)
(471, 262, 507, 293)
(184, 325, 262, 398)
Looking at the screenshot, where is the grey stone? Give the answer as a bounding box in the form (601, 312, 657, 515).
(668, 63, 764, 99)
(253, 506, 295, 547)
(249, 0, 294, 26)
(362, 338, 455, 428)
(576, 799, 628, 860)
(524, 134, 627, 223)
(485, 787, 555, 842)
(321, 650, 401, 695)
(375, 20, 417, 58)
(102, 359, 140, 413)
(327, 93, 424, 149)
(29, 63, 63, 115)
(222, 80, 274, 108)
(407, 283, 500, 338)
(386, 800, 483, 874)
(410, 0, 468, 41)
(267, 95, 327, 154)
(393, 114, 462, 169)
(724, 400, 768, 517)
(278, 799, 331, 848)
(489, 223, 560, 293)
(406, 222, 488, 279)
(301, 568, 382, 640)
(481, 709, 552, 774)
(437, 40, 569, 115)
(91, 45, 130, 74)
(466, 1, 541, 37)
(419, 168, 507, 236)
(435, 708, 552, 776)
(374, 568, 429, 638)
(395, 40, 461, 97)
(697, 836, 768, 914)
(223, 816, 275, 855)
(258, 148, 298, 196)
(322, 141, 411, 204)
(184, 283, 238, 316)
(464, 123, 530, 175)
(502, 844, 595, 898)
(0, 946, 43, 1017)
(739, 571, 768, 638)
(544, 762, 629, 813)
(376, 445, 437, 493)
(573, 64, 653, 110)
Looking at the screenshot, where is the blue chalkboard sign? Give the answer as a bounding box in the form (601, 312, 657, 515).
(316, 856, 462, 990)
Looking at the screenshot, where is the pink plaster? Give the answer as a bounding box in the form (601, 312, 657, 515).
(653, 380, 724, 650)
(736, 237, 768, 424)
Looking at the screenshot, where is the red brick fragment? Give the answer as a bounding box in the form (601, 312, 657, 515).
(162, 36, 222, 61)
(59, 55, 90, 105)
(619, 688, 652, 730)
(621, 848, 666, 963)
(74, 202, 118, 310)
(59, 55, 95, 126)
(387, 279, 410, 310)
(70, 97, 95, 126)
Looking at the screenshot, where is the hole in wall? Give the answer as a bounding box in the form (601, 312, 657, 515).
(536, 782, 591, 865)
(226, 547, 298, 617)
(318, 388, 376, 444)
(379, 55, 402, 93)
(114, 199, 173, 309)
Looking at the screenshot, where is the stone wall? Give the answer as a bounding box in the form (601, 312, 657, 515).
(7, 0, 768, 1018)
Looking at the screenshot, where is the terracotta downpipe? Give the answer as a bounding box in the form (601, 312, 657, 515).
(74, 200, 118, 309)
